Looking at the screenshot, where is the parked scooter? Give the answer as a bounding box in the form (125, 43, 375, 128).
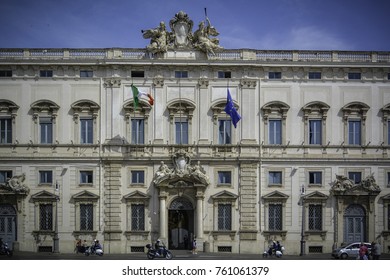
(0, 241, 13, 257)
(84, 240, 103, 256)
(146, 243, 173, 260)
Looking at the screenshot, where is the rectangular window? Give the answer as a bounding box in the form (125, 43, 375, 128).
(269, 72, 282, 79)
(131, 119, 144, 144)
(309, 171, 322, 185)
(269, 119, 282, 144)
(80, 204, 93, 231)
(39, 171, 53, 184)
(387, 172, 390, 187)
(218, 204, 231, 231)
(308, 72, 321, 79)
(175, 119, 188, 144)
(348, 120, 361, 145)
(388, 120, 390, 145)
(268, 204, 282, 231)
(131, 170, 144, 184)
(40, 117, 53, 144)
(131, 71, 145, 78)
(348, 172, 361, 184)
(80, 118, 93, 144)
(80, 171, 93, 184)
(218, 71, 231, 78)
(0, 70, 12, 77)
(39, 204, 53, 230)
(309, 204, 322, 231)
(218, 120, 231, 144)
(131, 204, 145, 231)
(175, 71, 188, 78)
(40, 70, 53, 77)
(218, 171, 232, 184)
(348, 73, 361, 80)
(80, 70, 93, 78)
(0, 118, 12, 144)
(0, 170, 12, 184)
(309, 120, 322, 145)
(269, 171, 282, 185)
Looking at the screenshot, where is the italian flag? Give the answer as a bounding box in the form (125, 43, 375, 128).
(131, 84, 154, 108)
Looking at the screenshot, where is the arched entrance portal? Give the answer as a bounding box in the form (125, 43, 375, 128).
(168, 197, 194, 250)
(344, 204, 366, 243)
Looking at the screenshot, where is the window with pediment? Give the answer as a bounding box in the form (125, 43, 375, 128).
(211, 100, 239, 145)
(0, 100, 19, 144)
(123, 100, 151, 144)
(341, 102, 369, 146)
(211, 191, 238, 237)
(167, 100, 195, 145)
(262, 191, 289, 236)
(381, 104, 390, 145)
(72, 191, 99, 233)
(123, 191, 150, 235)
(261, 101, 290, 145)
(31, 191, 59, 234)
(31, 100, 60, 145)
(302, 101, 329, 145)
(302, 191, 328, 239)
(71, 100, 99, 145)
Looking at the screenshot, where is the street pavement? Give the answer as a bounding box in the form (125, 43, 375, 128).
(2, 250, 390, 260)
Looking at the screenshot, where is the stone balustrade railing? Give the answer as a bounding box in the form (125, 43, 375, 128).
(0, 48, 389, 63)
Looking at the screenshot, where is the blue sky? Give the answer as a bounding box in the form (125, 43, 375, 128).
(1, 0, 389, 51)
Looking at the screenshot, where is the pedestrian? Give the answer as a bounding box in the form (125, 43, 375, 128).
(371, 241, 381, 260)
(358, 242, 368, 260)
(192, 237, 197, 254)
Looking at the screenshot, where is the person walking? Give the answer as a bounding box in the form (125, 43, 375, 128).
(358, 242, 368, 260)
(371, 241, 381, 260)
(192, 237, 197, 254)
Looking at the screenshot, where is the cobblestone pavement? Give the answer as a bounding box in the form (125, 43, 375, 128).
(2, 250, 390, 260)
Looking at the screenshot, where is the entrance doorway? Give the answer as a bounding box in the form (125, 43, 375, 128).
(168, 197, 194, 250)
(344, 204, 366, 243)
(0, 204, 16, 249)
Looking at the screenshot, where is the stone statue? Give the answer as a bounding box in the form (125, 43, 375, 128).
(332, 174, 354, 191)
(192, 17, 223, 55)
(153, 161, 172, 184)
(142, 11, 223, 55)
(361, 173, 381, 192)
(190, 161, 210, 185)
(142, 21, 170, 54)
(1, 173, 30, 194)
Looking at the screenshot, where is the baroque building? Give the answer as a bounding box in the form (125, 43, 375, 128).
(0, 11, 390, 255)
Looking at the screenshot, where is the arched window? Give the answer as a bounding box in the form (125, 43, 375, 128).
(167, 100, 195, 145)
(71, 100, 100, 145)
(342, 102, 370, 146)
(302, 101, 330, 145)
(31, 100, 60, 144)
(261, 101, 290, 145)
(123, 100, 151, 144)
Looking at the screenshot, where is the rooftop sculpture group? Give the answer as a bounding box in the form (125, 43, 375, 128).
(142, 11, 223, 55)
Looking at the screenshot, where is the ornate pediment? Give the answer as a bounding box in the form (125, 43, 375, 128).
(302, 191, 329, 202)
(0, 173, 30, 195)
(123, 190, 150, 202)
(142, 11, 223, 55)
(211, 190, 238, 202)
(153, 149, 210, 187)
(30, 190, 58, 202)
(331, 173, 381, 196)
(72, 190, 99, 201)
(262, 190, 289, 202)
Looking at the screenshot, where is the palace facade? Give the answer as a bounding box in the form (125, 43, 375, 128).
(1, 13, 390, 255)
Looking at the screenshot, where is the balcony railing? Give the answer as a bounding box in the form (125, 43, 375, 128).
(0, 48, 389, 63)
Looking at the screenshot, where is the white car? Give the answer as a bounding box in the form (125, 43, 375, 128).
(331, 242, 371, 259)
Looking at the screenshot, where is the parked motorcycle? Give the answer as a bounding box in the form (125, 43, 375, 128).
(146, 243, 173, 260)
(0, 242, 13, 257)
(84, 240, 103, 256)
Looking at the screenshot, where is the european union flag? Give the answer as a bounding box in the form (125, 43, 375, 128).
(224, 89, 241, 128)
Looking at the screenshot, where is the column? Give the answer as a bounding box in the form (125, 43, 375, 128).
(159, 190, 167, 240)
(196, 189, 204, 238)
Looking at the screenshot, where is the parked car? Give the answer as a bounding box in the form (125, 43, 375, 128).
(332, 242, 372, 259)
